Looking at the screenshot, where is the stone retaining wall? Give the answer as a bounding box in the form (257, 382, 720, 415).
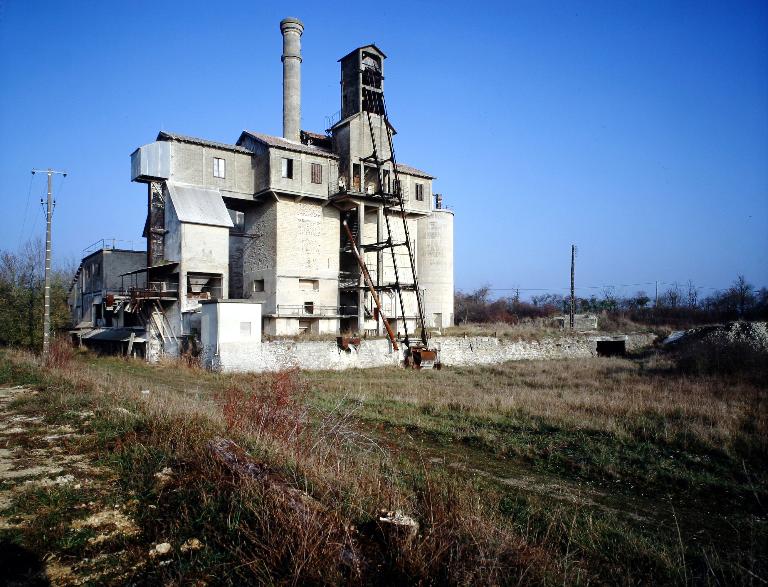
(201, 333, 657, 373)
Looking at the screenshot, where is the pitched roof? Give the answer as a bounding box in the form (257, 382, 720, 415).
(396, 163, 435, 180)
(338, 44, 387, 61)
(157, 131, 252, 154)
(300, 130, 328, 143)
(167, 183, 234, 228)
(239, 130, 339, 158)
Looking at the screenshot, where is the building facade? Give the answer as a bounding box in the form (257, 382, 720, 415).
(98, 17, 454, 357)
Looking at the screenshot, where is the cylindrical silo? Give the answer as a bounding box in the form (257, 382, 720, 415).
(417, 209, 454, 329)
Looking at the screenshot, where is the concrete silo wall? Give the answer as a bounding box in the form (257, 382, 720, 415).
(417, 209, 454, 329)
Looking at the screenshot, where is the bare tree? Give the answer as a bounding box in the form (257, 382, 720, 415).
(729, 275, 754, 317)
(686, 280, 698, 308)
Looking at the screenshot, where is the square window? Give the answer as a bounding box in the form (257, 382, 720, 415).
(240, 322, 251, 337)
(252, 279, 265, 293)
(213, 157, 226, 178)
(415, 183, 424, 201)
(281, 158, 293, 179)
(311, 162, 322, 184)
(299, 278, 319, 291)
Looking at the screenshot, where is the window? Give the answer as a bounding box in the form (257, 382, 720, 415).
(415, 183, 424, 201)
(252, 279, 265, 293)
(229, 210, 245, 231)
(304, 301, 315, 315)
(213, 157, 226, 178)
(299, 278, 319, 291)
(240, 322, 252, 337)
(281, 158, 293, 179)
(311, 162, 322, 184)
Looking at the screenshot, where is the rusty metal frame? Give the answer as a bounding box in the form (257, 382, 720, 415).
(341, 219, 399, 351)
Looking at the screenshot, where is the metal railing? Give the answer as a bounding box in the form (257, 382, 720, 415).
(325, 110, 341, 131)
(276, 304, 357, 317)
(129, 281, 178, 301)
(82, 238, 144, 255)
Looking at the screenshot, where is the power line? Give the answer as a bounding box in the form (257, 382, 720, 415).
(466, 281, 747, 295)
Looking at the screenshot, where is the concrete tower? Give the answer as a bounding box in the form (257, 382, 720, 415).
(280, 17, 304, 142)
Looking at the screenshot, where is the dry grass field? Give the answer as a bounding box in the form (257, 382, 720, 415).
(0, 343, 765, 585)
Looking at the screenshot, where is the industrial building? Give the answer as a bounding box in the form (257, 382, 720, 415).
(70, 17, 454, 361)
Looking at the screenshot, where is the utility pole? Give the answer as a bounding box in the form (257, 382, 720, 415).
(655, 280, 658, 309)
(32, 168, 67, 356)
(570, 245, 576, 329)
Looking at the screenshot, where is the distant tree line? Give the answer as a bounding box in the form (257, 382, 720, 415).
(0, 240, 73, 349)
(454, 276, 768, 328)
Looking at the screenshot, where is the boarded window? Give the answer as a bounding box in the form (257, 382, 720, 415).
(299, 278, 319, 291)
(240, 322, 251, 337)
(415, 183, 424, 201)
(213, 157, 226, 178)
(252, 279, 265, 293)
(281, 158, 293, 179)
(311, 162, 322, 184)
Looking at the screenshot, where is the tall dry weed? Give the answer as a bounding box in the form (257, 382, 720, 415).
(44, 335, 75, 369)
(216, 368, 308, 448)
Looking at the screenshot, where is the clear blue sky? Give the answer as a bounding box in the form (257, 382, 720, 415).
(1, 0, 766, 299)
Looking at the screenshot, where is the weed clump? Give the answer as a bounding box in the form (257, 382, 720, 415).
(44, 335, 75, 369)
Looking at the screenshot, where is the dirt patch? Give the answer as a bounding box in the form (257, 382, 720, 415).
(0, 386, 140, 585)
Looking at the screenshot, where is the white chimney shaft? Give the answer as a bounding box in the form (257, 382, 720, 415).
(280, 17, 304, 142)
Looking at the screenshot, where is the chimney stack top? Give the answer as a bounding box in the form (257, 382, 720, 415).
(280, 17, 304, 34)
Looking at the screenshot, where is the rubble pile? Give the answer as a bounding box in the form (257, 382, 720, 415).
(665, 321, 768, 351)
(664, 321, 768, 374)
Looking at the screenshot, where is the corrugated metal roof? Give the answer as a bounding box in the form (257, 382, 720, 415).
(157, 131, 252, 154)
(396, 163, 435, 180)
(240, 130, 339, 158)
(167, 183, 234, 228)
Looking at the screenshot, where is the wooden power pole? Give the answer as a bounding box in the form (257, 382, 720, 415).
(32, 168, 67, 356)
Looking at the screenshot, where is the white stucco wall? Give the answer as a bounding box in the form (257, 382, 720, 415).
(201, 300, 262, 370)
